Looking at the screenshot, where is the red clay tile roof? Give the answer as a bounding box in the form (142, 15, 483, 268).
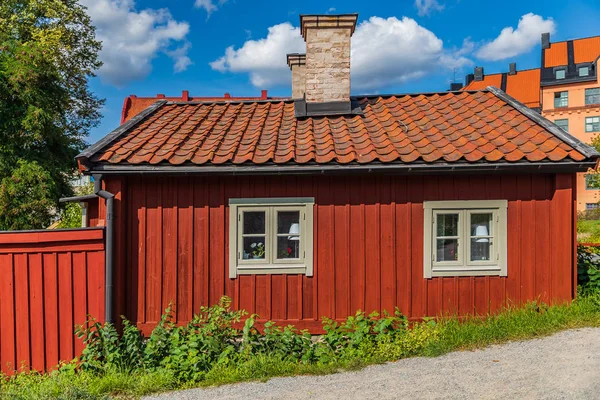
(463, 69, 540, 108)
(81, 88, 595, 169)
(120, 90, 280, 123)
(544, 35, 600, 67)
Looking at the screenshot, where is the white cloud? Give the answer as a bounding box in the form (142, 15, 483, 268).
(210, 16, 472, 91)
(209, 23, 305, 87)
(81, 0, 191, 86)
(414, 0, 444, 17)
(168, 43, 193, 73)
(476, 13, 556, 61)
(195, 0, 228, 17)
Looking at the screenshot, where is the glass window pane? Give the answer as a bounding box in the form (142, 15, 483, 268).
(470, 238, 491, 261)
(436, 239, 458, 262)
(243, 211, 265, 234)
(277, 236, 300, 259)
(554, 91, 568, 108)
(242, 237, 266, 259)
(586, 117, 600, 132)
(471, 213, 492, 237)
(586, 88, 600, 105)
(436, 213, 459, 237)
(554, 119, 568, 133)
(277, 211, 300, 235)
(555, 70, 565, 79)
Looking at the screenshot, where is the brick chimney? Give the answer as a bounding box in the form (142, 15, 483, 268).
(287, 53, 306, 99)
(299, 14, 358, 112)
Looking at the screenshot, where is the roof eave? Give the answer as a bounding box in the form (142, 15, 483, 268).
(84, 160, 597, 177)
(77, 100, 169, 168)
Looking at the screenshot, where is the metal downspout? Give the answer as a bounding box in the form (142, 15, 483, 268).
(93, 175, 116, 324)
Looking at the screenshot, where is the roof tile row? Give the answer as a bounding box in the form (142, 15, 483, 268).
(90, 90, 588, 167)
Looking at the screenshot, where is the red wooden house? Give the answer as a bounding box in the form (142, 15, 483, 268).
(76, 14, 599, 333)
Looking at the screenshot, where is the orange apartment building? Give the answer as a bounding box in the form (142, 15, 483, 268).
(462, 34, 600, 212)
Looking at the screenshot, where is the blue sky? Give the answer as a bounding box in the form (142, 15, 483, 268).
(84, 0, 600, 143)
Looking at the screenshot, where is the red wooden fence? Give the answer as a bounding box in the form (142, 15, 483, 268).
(0, 228, 105, 374)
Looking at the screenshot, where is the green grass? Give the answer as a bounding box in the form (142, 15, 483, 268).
(2, 294, 600, 400)
(577, 219, 600, 243)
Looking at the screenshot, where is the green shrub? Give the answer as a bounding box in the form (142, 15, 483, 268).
(578, 245, 600, 295)
(3, 294, 600, 398)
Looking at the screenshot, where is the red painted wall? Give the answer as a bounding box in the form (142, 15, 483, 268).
(97, 173, 576, 334)
(0, 228, 105, 373)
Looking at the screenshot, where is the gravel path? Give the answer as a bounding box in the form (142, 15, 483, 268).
(145, 328, 600, 400)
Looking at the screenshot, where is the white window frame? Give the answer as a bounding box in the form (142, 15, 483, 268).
(586, 116, 600, 133)
(423, 200, 508, 278)
(554, 91, 568, 108)
(585, 88, 600, 106)
(229, 198, 314, 278)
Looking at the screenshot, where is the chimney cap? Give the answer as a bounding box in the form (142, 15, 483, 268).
(286, 53, 306, 70)
(299, 14, 358, 39)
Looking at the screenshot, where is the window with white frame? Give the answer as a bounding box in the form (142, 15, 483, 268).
(555, 69, 566, 80)
(423, 200, 508, 278)
(585, 88, 600, 105)
(586, 116, 600, 133)
(229, 198, 314, 278)
(554, 91, 568, 108)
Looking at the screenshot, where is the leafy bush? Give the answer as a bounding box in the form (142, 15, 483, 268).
(73, 297, 439, 385)
(578, 245, 600, 294)
(4, 294, 600, 398)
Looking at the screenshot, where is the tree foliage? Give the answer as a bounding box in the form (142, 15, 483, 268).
(57, 180, 94, 229)
(0, 160, 56, 230)
(0, 0, 103, 229)
(586, 135, 600, 190)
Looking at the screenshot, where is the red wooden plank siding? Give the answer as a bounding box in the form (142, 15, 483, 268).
(0, 228, 105, 374)
(123, 174, 577, 334)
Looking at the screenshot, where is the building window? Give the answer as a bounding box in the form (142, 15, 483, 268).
(586, 116, 600, 133)
(555, 69, 566, 80)
(423, 200, 507, 278)
(579, 66, 590, 77)
(585, 88, 600, 105)
(229, 198, 314, 278)
(586, 203, 600, 210)
(554, 119, 569, 133)
(554, 91, 568, 108)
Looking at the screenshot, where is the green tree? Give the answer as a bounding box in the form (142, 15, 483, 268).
(586, 135, 600, 190)
(0, 0, 103, 229)
(0, 160, 56, 230)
